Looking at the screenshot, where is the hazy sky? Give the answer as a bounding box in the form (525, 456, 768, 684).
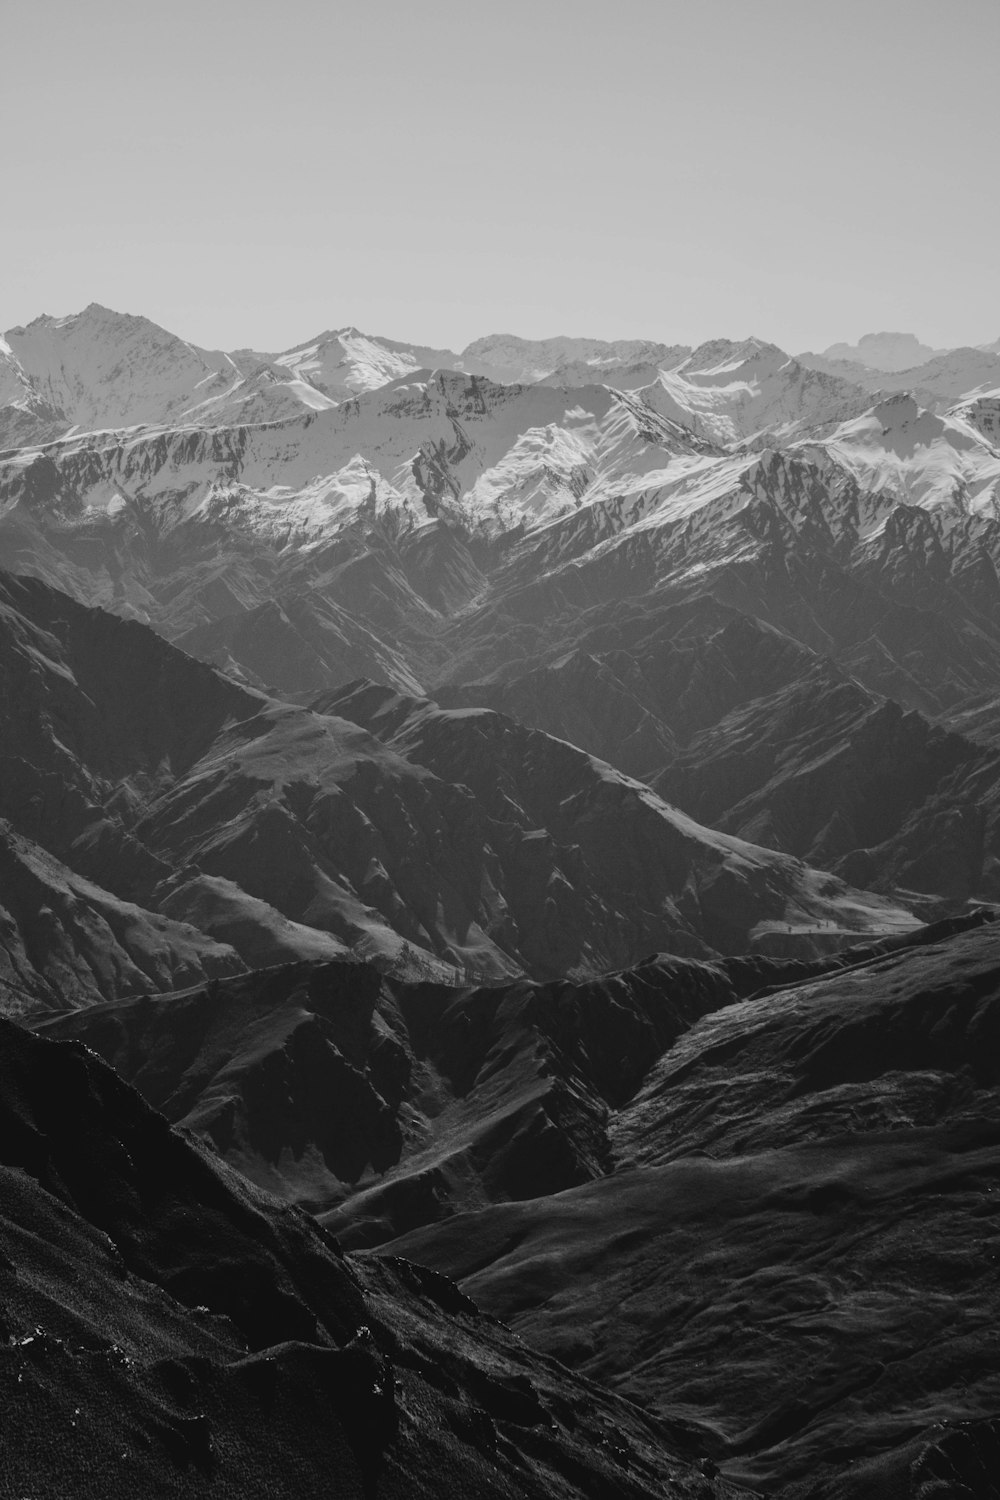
(4, 0, 998, 354)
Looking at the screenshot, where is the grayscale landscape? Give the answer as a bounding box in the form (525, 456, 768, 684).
(3, 0, 999, 1495)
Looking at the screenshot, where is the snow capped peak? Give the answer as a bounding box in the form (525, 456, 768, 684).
(797, 391, 1000, 514)
(5, 302, 1000, 471)
(682, 337, 788, 378)
(636, 339, 867, 448)
(4, 305, 238, 431)
(272, 327, 453, 400)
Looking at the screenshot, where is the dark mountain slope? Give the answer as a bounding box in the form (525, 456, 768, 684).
(0, 569, 254, 859)
(40, 922, 966, 1239)
(0, 824, 242, 1014)
(38, 950, 738, 1224)
(656, 666, 1000, 901)
(0, 1013, 741, 1499)
(315, 680, 917, 960)
(174, 591, 426, 696)
(436, 601, 834, 781)
(386, 917, 1000, 1497)
(1, 570, 916, 1005)
(442, 602, 1000, 909)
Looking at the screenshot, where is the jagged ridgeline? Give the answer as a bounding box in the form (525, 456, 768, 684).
(0, 571, 920, 1008)
(3, 304, 1000, 1498)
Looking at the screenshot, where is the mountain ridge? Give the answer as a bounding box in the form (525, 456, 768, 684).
(0, 567, 918, 1014)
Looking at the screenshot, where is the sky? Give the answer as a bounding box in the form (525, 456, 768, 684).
(3, 0, 998, 355)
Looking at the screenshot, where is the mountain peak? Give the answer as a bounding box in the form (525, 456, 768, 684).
(821, 331, 942, 371)
(685, 336, 787, 370)
(8, 303, 164, 341)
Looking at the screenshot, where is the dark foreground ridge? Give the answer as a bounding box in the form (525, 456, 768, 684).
(385, 915, 1000, 1497)
(40, 914, 989, 1223)
(0, 1011, 760, 1498)
(31, 912, 1000, 1496)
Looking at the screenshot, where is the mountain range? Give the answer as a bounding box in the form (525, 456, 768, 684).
(5, 304, 999, 445)
(0, 569, 917, 1013)
(3, 301, 1000, 1497)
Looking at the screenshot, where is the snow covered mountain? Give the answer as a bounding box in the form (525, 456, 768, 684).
(0, 369, 712, 565)
(4, 345, 1000, 725)
(272, 326, 461, 400)
(0, 303, 335, 443)
(2, 308, 707, 443)
(797, 391, 1000, 512)
(7, 306, 1000, 455)
(0, 306, 469, 445)
(636, 338, 871, 444)
(0, 334, 37, 410)
(5, 303, 262, 431)
(7, 303, 1000, 917)
(0, 332, 70, 447)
